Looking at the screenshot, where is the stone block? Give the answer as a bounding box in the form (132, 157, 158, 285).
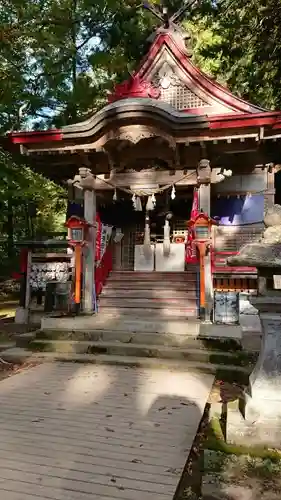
(15, 307, 29, 325)
(239, 314, 261, 333)
(226, 407, 281, 449)
(239, 294, 258, 315)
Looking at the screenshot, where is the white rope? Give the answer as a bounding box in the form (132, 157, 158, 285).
(95, 170, 196, 197)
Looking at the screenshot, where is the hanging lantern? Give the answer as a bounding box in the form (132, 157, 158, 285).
(171, 185, 176, 200)
(113, 189, 117, 201)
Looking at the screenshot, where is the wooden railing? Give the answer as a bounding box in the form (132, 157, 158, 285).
(95, 244, 113, 297)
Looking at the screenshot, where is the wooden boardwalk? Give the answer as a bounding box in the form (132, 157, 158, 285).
(0, 362, 214, 500)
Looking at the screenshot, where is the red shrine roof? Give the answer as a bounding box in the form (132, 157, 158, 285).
(8, 26, 281, 147)
(108, 30, 265, 116)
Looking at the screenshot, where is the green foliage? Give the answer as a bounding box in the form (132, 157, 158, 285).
(0, 148, 66, 235)
(190, 0, 281, 109)
(0, 148, 66, 275)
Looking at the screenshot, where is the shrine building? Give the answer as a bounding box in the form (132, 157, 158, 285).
(7, 14, 281, 328)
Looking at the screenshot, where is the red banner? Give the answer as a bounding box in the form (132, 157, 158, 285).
(95, 213, 102, 262)
(186, 189, 199, 264)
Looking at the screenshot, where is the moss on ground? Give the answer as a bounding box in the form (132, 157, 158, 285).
(205, 416, 281, 462)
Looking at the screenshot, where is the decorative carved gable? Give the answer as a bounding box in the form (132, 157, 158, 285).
(137, 33, 265, 115)
(151, 62, 208, 111)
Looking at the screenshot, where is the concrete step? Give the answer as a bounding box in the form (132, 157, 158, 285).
(32, 329, 242, 350)
(98, 297, 197, 309)
(41, 315, 201, 334)
(99, 306, 198, 317)
(100, 289, 197, 299)
(0, 342, 15, 352)
(14, 332, 37, 348)
(0, 347, 250, 380)
(28, 339, 251, 367)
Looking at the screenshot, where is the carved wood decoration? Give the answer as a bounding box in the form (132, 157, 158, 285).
(108, 75, 160, 103)
(152, 62, 208, 111)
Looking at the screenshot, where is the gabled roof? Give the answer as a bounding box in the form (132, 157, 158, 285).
(109, 30, 266, 116)
(8, 26, 281, 151)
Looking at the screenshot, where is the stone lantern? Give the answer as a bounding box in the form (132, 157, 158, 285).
(228, 205, 281, 447)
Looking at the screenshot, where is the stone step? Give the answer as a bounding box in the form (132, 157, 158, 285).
(33, 329, 242, 350)
(99, 306, 198, 317)
(98, 297, 197, 309)
(14, 332, 37, 348)
(101, 289, 197, 299)
(29, 339, 250, 366)
(41, 315, 201, 334)
(0, 347, 250, 380)
(0, 342, 15, 352)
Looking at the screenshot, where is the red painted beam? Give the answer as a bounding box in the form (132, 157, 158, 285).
(209, 111, 281, 130)
(9, 130, 63, 145)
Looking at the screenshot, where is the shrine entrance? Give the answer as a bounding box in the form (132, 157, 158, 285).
(99, 185, 194, 272)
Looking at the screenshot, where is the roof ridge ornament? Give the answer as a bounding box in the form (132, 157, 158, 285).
(108, 73, 160, 103)
(143, 1, 197, 51)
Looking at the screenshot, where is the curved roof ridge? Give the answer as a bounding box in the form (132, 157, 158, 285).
(135, 32, 267, 115)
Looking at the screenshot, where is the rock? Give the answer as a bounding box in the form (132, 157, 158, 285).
(228, 205, 281, 268)
(264, 204, 281, 227)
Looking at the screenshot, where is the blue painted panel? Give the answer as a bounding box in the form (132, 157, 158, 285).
(212, 195, 264, 226)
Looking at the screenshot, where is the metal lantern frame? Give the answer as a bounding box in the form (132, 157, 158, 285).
(65, 215, 90, 246)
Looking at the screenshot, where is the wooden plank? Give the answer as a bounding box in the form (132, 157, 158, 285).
(0, 363, 214, 500)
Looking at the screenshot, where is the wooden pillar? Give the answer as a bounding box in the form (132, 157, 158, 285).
(114, 240, 122, 270)
(265, 163, 275, 211)
(15, 249, 32, 324)
(197, 159, 213, 322)
(80, 168, 96, 314)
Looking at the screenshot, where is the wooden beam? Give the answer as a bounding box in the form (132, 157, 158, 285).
(94, 170, 197, 190)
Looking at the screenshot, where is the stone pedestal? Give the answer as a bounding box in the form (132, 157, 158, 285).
(245, 295, 281, 421)
(15, 307, 29, 324)
(226, 205, 281, 447)
(226, 294, 281, 448)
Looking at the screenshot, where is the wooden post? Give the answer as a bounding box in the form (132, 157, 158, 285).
(74, 244, 82, 313)
(197, 159, 213, 322)
(25, 250, 32, 310)
(80, 168, 96, 314)
(199, 248, 206, 317)
(15, 248, 31, 324)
